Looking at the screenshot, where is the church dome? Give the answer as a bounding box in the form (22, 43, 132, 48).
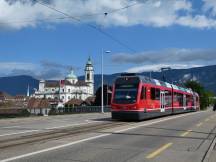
(66, 70, 77, 79)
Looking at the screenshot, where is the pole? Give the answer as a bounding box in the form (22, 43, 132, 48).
(101, 50, 111, 113)
(101, 49, 104, 113)
(107, 85, 108, 106)
(59, 80, 61, 102)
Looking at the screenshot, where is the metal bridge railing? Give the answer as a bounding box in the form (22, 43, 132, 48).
(56, 106, 111, 114)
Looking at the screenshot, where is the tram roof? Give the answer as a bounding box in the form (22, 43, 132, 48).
(119, 73, 194, 94)
(138, 75, 193, 93)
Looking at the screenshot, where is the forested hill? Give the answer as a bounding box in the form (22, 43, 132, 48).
(0, 65, 216, 96)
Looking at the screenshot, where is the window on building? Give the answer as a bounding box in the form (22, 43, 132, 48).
(62, 96, 64, 99)
(68, 96, 70, 100)
(62, 89, 64, 93)
(68, 89, 70, 93)
(87, 73, 90, 80)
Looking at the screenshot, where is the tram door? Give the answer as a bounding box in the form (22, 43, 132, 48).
(160, 91, 165, 112)
(193, 96, 196, 110)
(183, 94, 187, 110)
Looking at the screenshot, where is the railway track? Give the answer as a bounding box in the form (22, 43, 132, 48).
(0, 121, 129, 149)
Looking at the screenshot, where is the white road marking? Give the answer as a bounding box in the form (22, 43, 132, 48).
(0, 111, 203, 162)
(0, 121, 100, 137)
(0, 126, 21, 129)
(0, 133, 110, 162)
(0, 130, 39, 137)
(115, 112, 202, 133)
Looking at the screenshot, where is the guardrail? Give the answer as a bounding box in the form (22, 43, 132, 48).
(56, 106, 111, 114)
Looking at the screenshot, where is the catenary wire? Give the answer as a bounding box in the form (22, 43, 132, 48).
(0, 0, 151, 25)
(0, 0, 152, 52)
(34, 0, 139, 52)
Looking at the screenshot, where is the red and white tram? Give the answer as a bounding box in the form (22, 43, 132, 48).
(111, 73, 200, 120)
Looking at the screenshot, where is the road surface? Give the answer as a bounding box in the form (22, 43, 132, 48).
(0, 110, 216, 162)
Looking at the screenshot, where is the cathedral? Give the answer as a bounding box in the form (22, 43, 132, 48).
(33, 57, 94, 104)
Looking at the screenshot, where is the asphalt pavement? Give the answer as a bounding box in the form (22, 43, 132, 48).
(0, 110, 216, 162)
(0, 113, 110, 138)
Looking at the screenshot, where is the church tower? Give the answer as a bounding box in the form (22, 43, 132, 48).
(85, 57, 94, 95)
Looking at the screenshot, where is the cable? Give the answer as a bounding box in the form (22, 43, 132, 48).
(0, 0, 149, 27)
(81, 0, 154, 17)
(34, 0, 141, 52)
(78, 1, 141, 18)
(0, 16, 71, 25)
(0, 0, 152, 52)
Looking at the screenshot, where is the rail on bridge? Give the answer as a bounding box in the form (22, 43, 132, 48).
(56, 106, 111, 114)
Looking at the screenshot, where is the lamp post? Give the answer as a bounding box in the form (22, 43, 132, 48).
(101, 49, 111, 113)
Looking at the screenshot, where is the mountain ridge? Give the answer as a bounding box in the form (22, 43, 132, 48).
(0, 65, 215, 96)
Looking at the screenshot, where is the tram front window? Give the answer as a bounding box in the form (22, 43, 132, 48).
(113, 87, 138, 104)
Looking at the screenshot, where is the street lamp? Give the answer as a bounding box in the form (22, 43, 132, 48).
(101, 49, 111, 113)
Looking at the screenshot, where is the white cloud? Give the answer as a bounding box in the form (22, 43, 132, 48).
(111, 48, 216, 73)
(112, 48, 216, 64)
(126, 64, 203, 73)
(0, 61, 70, 80)
(176, 15, 216, 29)
(1, 0, 216, 30)
(154, 1, 161, 8)
(203, 0, 216, 16)
(0, 0, 54, 29)
(0, 62, 36, 72)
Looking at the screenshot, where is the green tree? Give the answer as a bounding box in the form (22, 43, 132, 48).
(185, 80, 215, 110)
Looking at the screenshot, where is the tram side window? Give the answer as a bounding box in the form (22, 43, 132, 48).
(196, 97, 199, 102)
(151, 88, 160, 100)
(140, 86, 146, 100)
(165, 90, 172, 106)
(174, 92, 178, 102)
(177, 93, 183, 106)
(186, 95, 191, 105)
(151, 88, 156, 100)
(192, 96, 195, 106)
(155, 88, 160, 100)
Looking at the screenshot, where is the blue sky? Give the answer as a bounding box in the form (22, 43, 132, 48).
(0, 0, 216, 79)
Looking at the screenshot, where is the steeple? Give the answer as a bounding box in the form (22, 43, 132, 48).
(85, 57, 94, 83)
(85, 57, 94, 95)
(86, 56, 93, 67)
